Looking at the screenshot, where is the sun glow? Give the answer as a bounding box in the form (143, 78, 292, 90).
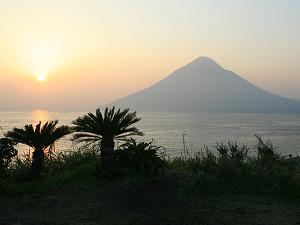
(37, 74, 47, 82)
(32, 110, 50, 124)
(23, 38, 63, 81)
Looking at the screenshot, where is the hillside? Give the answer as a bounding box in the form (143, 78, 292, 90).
(110, 57, 300, 113)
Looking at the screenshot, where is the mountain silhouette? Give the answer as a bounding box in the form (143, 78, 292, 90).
(109, 57, 300, 114)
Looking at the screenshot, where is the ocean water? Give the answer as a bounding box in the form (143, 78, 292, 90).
(0, 111, 300, 157)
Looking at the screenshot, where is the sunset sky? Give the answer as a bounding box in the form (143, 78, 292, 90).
(0, 0, 299, 110)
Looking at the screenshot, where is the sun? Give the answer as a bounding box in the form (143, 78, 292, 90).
(37, 74, 47, 82)
(23, 38, 64, 82)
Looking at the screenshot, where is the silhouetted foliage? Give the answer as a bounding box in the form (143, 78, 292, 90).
(5, 121, 70, 178)
(215, 141, 248, 163)
(44, 146, 99, 175)
(183, 137, 300, 197)
(114, 139, 165, 176)
(0, 138, 17, 177)
(255, 134, 280, 173)
(72, 107, 143, 173)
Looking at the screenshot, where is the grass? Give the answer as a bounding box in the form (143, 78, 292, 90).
(170, 140, 300, 198)
(1, 170, 299, 225)
(0, 140, 300, 225)
(1, 147, 99, 195)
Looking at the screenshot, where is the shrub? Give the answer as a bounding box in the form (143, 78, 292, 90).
(10, 155, 32, 182)
(187, 138, 300, 197)
(43, 145, 99, 174)
(0, 138, 17, 177)
(188, 142, 251, 193)
(215, 141, 248, 163)
(9, 146, 99, 184)
(114, 139, 165, 176)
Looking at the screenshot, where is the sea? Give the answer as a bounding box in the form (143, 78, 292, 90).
(0, 111, 300, 157)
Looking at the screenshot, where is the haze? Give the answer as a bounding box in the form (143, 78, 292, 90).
(0, 0, 299, 111)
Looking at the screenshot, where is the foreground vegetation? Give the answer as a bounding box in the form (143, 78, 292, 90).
(0, 107, 299, 225)
(0, 139, 299, 225)
(177, 136, 300, 198)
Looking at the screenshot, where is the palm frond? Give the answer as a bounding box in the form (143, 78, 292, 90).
(72, 132, 101, 143)
(5, 121, 70, 151)
(72, 107, 143, 145)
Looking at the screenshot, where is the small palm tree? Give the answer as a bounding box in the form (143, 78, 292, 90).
(72, 107, 143, 172)
(5, 121, 70, 177)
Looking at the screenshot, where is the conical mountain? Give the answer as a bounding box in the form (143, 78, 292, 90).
(110, 57, 300, 113)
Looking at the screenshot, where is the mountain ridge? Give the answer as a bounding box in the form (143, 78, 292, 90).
(109, 57, 300, 114)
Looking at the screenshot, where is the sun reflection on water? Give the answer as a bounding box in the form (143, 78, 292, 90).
(31, 110, 51, 124)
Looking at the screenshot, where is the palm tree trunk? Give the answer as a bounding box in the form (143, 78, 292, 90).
(101, 137, 114, 172)
(31, 148, 45, 177)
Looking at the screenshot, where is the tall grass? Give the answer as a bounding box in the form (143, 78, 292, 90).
(0, 146, 99, 195)
(173, 137, 300, 197)
(1, 137, 299, 198)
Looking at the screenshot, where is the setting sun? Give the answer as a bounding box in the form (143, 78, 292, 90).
(37, 74, 47, 82)
(23, 38, 63, 82)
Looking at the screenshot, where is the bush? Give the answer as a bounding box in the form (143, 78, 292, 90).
(9, 146, 99, 184)
(114, 139, 166, 176)
(43, 145, 99, 174)
(187, 137, 300, 197)
(188, 142, 251, 193)
(0, 138, 17, 177)
(10, 155, 32, 182)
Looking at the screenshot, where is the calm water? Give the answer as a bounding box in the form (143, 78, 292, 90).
(0, 111, 300, 156)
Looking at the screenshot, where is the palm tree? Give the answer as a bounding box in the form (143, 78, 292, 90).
(5, 121, 70, 177)
(72, 107, 143, 172)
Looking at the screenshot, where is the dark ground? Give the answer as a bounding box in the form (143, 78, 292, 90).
(0, 172, 299, 225)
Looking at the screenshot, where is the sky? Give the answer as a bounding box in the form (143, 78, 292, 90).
(0, 0, 299, 110)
